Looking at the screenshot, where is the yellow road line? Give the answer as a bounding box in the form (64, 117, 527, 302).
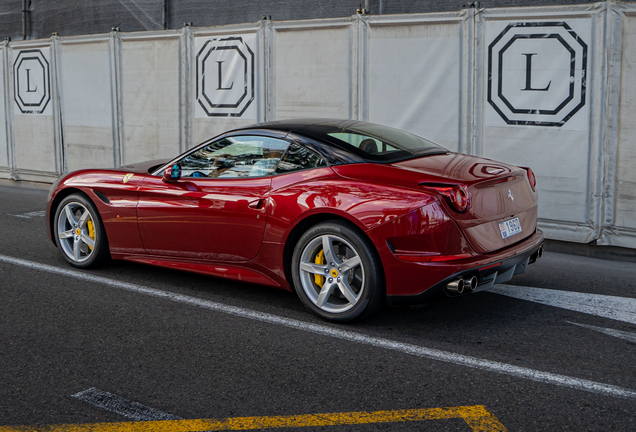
(0, 405, 506, 432)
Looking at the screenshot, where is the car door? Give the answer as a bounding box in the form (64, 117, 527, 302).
(136, 133, 290, 261)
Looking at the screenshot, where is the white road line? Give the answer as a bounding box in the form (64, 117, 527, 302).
(567, 321, 636, 344)
(490, 285, 636, 324)
(72, 388, 181, 421)
(2, 253, 636, 400)
(7, 210, 46, 219)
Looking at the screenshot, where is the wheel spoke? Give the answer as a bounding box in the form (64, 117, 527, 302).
(340, 256, 361, 273)
(59, 229, 74, 239)
(299, 231, 366, 315)
(321, 235, 341, 265)
(300, 261, 328, 275)
(78, 210, 90, 228)
(65, 205, 78, 225)
(337, 279, 359, 305)
(81, 233, 95, 249)
(316, 280, 337, 308)
(73, 238, 82, 261)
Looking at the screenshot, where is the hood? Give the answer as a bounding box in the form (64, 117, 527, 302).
(117, 159, 169, 174)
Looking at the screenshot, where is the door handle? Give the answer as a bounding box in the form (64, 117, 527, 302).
(248, 198, 265, 209)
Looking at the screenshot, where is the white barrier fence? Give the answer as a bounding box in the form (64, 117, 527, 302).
(0, 1, 635, 248)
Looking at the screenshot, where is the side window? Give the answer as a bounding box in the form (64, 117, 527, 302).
(328, 132, 398, 154)
(179, 136, 289, 179)
(275, 143, 327, 174)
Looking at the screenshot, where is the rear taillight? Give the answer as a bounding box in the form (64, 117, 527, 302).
(420, 183, 470, 212)
(524, 167, 537, 191)
(452, 187, 468, 211)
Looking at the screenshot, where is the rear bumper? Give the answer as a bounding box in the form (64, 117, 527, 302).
(385, 229, 544, 306)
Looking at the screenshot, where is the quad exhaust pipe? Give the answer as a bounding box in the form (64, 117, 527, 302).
(447, 245, 543, 294)
(530, 243, 544, 264)
(446, 276, 478, 294)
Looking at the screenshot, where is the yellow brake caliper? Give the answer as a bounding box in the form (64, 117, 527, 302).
(314, 249, 325, 287)
(87, 218, 95, 250)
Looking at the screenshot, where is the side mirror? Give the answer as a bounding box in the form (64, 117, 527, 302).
(163, 164, 181, 182)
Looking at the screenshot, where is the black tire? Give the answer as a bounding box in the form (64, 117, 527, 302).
(291, 220, 384, 322)
(53, 193, 110, 268)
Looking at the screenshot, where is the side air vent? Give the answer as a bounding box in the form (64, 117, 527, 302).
(93, 190, 110, 204)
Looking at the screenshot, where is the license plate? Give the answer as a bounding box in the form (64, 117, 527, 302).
(499, 217, 522, 239)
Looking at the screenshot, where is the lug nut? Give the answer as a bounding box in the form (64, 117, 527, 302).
(328, 278, 333, 283)
(337, 277, 341, 282)
(330, 262, 335, 266)
(324, 268, 329, 273)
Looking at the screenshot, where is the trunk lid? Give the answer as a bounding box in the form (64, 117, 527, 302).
(395, 154, 538, 253)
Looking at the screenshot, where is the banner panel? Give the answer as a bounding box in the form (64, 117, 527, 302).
(12, 46, 52, 116)
(11, 44, 58, 175)
(194, 33, 257, 120)
(479, 13, 598, 242)
(367, 19, 464, 152)
(193, 30, 261, 146)
(0, 47, 8, 171)
(60, 40, 115, 172)
(121, 36, 181, 164)
(13, 114, 56, 174)
(273, 24, 353, 120)
(601, 10, 636, 248)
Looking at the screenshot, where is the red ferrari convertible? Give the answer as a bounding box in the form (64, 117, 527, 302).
(46, 119, 543, 322)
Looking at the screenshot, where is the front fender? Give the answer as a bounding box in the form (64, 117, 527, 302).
(46, 169, 147, 254)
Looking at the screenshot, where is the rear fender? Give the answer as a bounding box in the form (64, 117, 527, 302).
(266, 168, 436, 244)
(366, 201, 474, 296)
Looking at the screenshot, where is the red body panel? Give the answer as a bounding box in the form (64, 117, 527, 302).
(372, 224, 543, 297)
(137, 175, 270, 261)
(265, 166, 434, 242)
(47, 170, 148, 255)
(121, 254, 281, 287)
(46, 151, 543, 302)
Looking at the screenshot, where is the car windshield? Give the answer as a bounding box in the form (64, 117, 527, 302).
(305, 121, 448, 163)
(177, 136, 290, 178)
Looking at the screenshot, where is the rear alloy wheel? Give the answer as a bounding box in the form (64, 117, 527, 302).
(54, 194, 109, 268)
(292, 221, 384, 322)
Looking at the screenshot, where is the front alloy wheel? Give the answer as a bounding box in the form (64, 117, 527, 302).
(54, 194, 109, 268)
(292, 221, 384, 322)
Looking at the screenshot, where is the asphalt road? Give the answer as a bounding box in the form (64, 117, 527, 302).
(1, 183, 635, 431)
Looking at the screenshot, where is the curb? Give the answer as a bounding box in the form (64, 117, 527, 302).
(0, 178, 52, 190)
(544, 239, 636, 264)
